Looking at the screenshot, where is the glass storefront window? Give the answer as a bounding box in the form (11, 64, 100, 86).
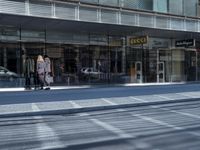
(99, 0, 119, 7)
(0, 27, 20, 42)
(120, 0, 153, 11)
(79, 45, 110, 84)
(45, 44, 76, 85)
(80, 0, 98, 4)
(169, 0, 183, 15)
(21, 30, 45, 42)
(183, 0, 198, 17)
(171, 49, 185, 81)
(158, 50, 172, 82)
(0, 24, 199, 88)
(0, 43, 20, 74)
(44, 43, 124, 85)
(184, 50, 197, 81)
(197, 51, 200, 81)
(0, 43, 21, 87)
(153, 0, 168, 13)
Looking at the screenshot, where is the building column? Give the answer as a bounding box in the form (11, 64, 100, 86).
(122, 37, 126, 74)
(3, 47, 7, 68)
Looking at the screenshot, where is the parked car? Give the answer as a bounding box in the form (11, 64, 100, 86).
(0, 66, 19, 81)
(80, 67, 87, 74)
(81, 67, 102, 78)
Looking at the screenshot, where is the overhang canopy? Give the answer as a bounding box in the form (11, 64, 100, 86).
(0, 13, 200, 40)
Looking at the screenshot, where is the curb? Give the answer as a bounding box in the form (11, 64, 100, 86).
(0, 97, 199, 118)
(40, 137, 133, 150)
(66, 137, 132, 150)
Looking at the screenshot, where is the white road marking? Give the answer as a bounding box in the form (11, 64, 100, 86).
(144, 103, 200, 138)
(176, 92, 196, 98)
(31, 103, 40, 112)
(147, 102, 200, 120)
(150, 105, 160, 109)
(69, 101, 82, 108)
(189, 132, 200, 137)
(102, 98, 117, 105)
(132, 113, 184, 130)
(155, 95, 173, 100)
(117, 109, 125, 112)
(129, 96, 148, 102)
(78, 113, 90, 116)
(144, 104, 200, 138)
(31, 103, 65, 149)
(90, 118, 133, 138)
(161, 108, 200, 119)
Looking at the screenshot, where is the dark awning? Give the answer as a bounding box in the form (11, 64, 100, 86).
(0, 13, 200, 39)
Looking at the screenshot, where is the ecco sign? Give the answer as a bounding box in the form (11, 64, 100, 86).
(175, 39, 195, 48)
(129, 36, 148, 46)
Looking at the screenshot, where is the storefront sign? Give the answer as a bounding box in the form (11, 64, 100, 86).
(175, 39, 195, 47)
(129, 36, 148, 46)
(149, 38, 170, 48)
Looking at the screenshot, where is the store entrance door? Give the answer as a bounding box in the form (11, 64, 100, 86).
(185, 49, 197, 81)
(127, 48, 143, 83)
(157, 61, 165, 82)
(157, 49, 172, 83)
(135, 61, 143, 83)
(171, 49, 197, 82)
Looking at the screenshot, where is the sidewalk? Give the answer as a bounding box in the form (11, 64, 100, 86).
(0, 85, 91, 92)
(0, 90, 200, 118)
(0, 82, 185, 92)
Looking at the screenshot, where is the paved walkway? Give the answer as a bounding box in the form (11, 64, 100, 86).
(0, 82, 184, 92)
(0, 90, 200, 117)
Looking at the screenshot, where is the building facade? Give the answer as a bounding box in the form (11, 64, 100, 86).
(0, 0, 200, 87)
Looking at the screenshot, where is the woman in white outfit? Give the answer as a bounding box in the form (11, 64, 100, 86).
(37, 55, 45, 90)
(44, 55, 51, 90)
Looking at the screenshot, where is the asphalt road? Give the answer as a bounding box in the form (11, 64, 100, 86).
(0, 99, 200, 150)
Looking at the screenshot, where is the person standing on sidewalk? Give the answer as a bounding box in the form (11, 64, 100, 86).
(37, 55, 45, 90)
(44, 55, 51, 90)
(24, 57, 34, 90)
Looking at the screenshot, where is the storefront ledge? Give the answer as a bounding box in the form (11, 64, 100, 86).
(0, 97, 199, 118)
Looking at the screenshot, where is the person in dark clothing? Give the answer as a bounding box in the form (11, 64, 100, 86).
(24, 57, 34, 90)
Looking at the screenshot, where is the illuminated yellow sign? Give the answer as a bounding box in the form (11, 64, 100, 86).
(129, 36, 148, 45)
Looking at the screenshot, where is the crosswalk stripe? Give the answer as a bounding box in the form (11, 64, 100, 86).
(90, 118, 133, 138)
(129, 96, 148, 102)
(132, 113, 183, 130)
(155, 95, 174, 100)
(69, 101, 82, 108)
(31, 103, 65, 149)
(102, 98, 117, 105)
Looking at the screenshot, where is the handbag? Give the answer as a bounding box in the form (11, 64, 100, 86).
(45, 74, 54, 84)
